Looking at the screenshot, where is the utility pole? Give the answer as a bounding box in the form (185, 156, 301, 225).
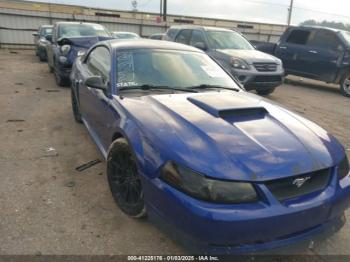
(160, 0, 163, 18)
(287, 0, 294, 26)
(48, 0, 52, 24)
(163, 0, 167, 22)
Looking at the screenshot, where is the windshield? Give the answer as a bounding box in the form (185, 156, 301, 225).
(207, 30, 254, 50)
(340, 31, 350, 45)
(114, 33, 140, 39)
(40, 27, 52, 36)
(58, 24, 110, 38)
(116, 49, 240, 90)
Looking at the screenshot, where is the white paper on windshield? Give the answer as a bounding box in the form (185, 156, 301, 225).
(117, 52, 136, 86)
(201, 65, 226, 78)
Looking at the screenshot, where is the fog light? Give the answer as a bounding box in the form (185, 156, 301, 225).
(59, 56, 67, 63)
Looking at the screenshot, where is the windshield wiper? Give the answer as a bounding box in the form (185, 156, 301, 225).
(119, 84, 198, 93)
(188, 84, 240, 92)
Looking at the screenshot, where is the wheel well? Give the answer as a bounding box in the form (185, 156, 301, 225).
(336, 68, 350, 84)
(111, 132, 124, 142)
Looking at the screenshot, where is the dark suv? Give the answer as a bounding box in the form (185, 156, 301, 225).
(255, 26, 350, 97)
(165, 25, 284, 95)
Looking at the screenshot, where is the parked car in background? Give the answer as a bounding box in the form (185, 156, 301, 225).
(46, 22, 111, 86)
(33, 25, 53, 61)
(71, 39, 350, 254)
(255, 26, 350, 97)
(112, 31, 140, 39)
(165, 25, 284, 95)
(149, 33, 165, 40)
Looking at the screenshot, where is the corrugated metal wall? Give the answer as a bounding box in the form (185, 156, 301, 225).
(0, 5, 286, 49)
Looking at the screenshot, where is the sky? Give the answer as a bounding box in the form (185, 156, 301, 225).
(23, 0, 350, 25)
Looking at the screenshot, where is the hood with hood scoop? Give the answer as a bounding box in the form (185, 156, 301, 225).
(118, 91, 345, 182)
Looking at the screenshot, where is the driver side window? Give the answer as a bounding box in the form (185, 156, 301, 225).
(86, 46, 111, 82)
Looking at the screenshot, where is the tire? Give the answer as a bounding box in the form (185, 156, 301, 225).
(71, 88, 82, 123)
(256, 87, 276, 96)
(340, 71, 350, 97)
(48, 63, 54, 73)
(54, 67, 69, 87)
(107, 138, 146, 218)
(38, 51, 47, 62)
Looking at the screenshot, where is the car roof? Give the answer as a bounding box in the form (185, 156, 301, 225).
(105, 39, 204, 52)
(55, 21, 101, 26)
(295, 25, 348, 33)
(113, 32, 139, 35)
(169, 25, 233, 32)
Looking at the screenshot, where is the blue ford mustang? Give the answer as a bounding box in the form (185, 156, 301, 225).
(70, 39, 350, 254)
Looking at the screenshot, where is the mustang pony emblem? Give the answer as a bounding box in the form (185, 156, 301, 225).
(293, 176, 311, 188)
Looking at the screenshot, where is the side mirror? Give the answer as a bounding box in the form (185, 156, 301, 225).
(84, 76, 107, 91)
(194, 42, 207, 51)
(33, 33, 39, 37)
(45, 34, 52, 42)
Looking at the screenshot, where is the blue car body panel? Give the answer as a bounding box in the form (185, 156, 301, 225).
(71, 40, 350, 253)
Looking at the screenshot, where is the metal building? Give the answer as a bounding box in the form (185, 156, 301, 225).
(0, 0, 287, 49)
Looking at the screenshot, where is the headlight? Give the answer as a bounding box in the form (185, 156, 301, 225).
(39, 37, 47, 44)
(60, 45, 71, 56)
(160, 162, 258, 204)
(77, 50, 86, 57)
(231, 57, 250, 70)
(275, 58, 282, 65)
(338, 155, 349, 180)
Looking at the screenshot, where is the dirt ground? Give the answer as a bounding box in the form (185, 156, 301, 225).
(0, 50, 349, 257)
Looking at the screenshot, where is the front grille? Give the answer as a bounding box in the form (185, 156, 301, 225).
(265, 169, 331, 202)
(253, 62, 277, 72)
(254, 75, 282, 83)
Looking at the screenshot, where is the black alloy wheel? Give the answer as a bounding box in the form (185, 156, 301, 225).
(107, 138, 146, 218)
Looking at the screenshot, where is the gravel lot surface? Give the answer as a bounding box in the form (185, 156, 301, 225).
(0, 50, 349, 257)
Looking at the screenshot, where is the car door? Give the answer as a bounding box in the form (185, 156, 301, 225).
(303, 29, 344, 82)
(175, 29, 192, 45)
(275, 29, 312, 76)
(79, 46, 114, 151)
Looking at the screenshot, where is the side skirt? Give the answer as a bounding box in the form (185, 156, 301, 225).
(81, 117, 108, 159)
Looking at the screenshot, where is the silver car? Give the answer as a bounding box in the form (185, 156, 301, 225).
(165, 25, 284, 95)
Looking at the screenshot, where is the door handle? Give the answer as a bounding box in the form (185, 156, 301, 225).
(309, 50, 318, 54)
(279, 46, 287, 49)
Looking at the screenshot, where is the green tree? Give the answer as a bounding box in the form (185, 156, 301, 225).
(300, 20, 350, 31)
